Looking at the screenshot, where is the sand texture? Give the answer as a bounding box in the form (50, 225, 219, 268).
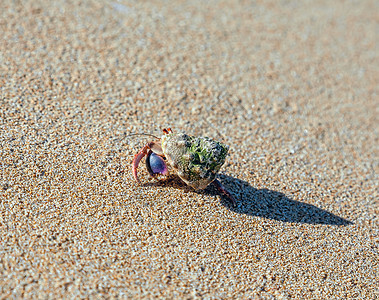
(1, 0, 378, 299)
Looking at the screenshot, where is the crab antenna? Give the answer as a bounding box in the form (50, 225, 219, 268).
(123, 133, 161, 140)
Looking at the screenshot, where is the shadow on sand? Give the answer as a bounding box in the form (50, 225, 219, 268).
(144, 174, 352, 226)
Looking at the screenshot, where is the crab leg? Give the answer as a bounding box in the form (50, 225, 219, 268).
(212, 179, 237, 207)
(132, 144, 150, 183)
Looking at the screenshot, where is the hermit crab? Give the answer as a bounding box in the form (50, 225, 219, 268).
(131, 128, 236, 207)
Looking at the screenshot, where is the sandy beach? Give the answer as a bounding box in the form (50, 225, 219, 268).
(1, 0, 378, 298)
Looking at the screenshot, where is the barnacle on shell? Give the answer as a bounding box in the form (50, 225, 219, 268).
(162, 133, 229, 190)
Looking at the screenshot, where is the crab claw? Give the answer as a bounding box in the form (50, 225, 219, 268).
(146, 151, 168, 177)
(132, 145, 150, 183)
(132, 141, 165, 183)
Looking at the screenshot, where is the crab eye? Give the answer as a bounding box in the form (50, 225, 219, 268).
(146, 152, 168, 175)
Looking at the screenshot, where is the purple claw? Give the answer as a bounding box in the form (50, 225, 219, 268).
(146, 151, 168, 177)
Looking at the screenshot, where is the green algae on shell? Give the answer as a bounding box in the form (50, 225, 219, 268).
(162, 133, 229, 190)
